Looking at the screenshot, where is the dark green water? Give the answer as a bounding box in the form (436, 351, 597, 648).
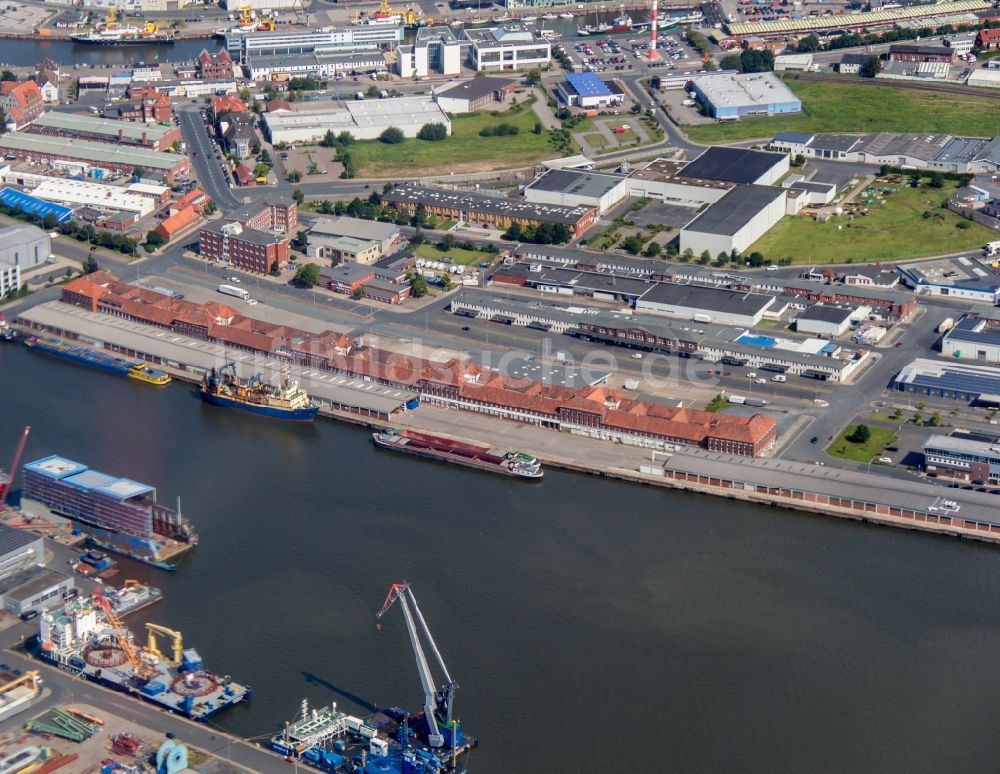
(3, 343, 1000, 773)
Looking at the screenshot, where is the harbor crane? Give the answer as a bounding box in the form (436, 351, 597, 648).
(0, 426, 30, 510)
(376, 583, 456, 749)
(93, 591, 156, 681)
(145, 623, 183, 667)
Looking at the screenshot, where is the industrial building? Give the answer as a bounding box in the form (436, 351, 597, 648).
(923, 434, 1000, 484)
(26, 179, 155, 218)
(941, 313, 1000, 361)
(679, 185, 787, 256)
(381, 184, 599, 237)
(308, 216, 399, 260)
(554, 73, 625, 109)
(0, 566, 74, 617)
(893, 358, 1000, 402)
(624, 158, 732, 205)
(888, 44, 955, 63)
(262, 97, 451, 144)
(794, 304, 861, 337)
(0, 133, 189, 182)
(200, 221, 289, 275)
(25, 112, 181, 152)
(689, 73, 802, 120)
(396, 26, 464, 79)
(0, 524, 45, 585)
(230, 26, 403, 62)
(322, 262, 412, 304)
(896, 256, 1000, 304)
(678, 146, 790, 187)
(634, 283, 776, 327)
(523, 168, 629, 214)
(433, 77, 517, 114)
(769, 132, 1000, 174)
(0, 224, 50, 296)
(245, 50, 388, 81)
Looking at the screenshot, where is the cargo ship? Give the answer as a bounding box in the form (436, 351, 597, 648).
(22, 455, 197, 571)
(373, 428, 543, 478)
(25, 336, 143, 376)
(200, 362, 318, 421)
(38, 595, 249, 721)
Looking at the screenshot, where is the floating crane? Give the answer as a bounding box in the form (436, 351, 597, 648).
(0, 426, 30, 510)
(375, 583, 456, 749)
(144, 623, 183, 667)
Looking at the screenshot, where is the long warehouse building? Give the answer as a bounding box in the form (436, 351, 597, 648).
(25, 112, 181, 152)
(0, 133, 189, 182)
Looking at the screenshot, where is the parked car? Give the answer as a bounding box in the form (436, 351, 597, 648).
(878, 457, 892, 464)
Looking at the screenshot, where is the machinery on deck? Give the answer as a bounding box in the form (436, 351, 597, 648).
(93, 591, 156, 681)
(0, 426, 30, 510)
(376, 583, 457, 750)
(145, 624, 183, 667)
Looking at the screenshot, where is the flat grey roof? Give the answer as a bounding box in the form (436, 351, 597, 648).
(436, 76, 516, 102)
(681, 185, 785, 237)
(924, 433, 1000, 459)
(382, 184, 595, 226)
(639, 282, 775, 316)
(202, 220, 285, 246)
(0, 568, 70, 603)
(0, 524, 40, 559)
(524, 168, 626, 199)
(797, 303, 854, 324)
(30, 111, 174, 143)
(0, 133, 185, 170)
(679, 147, 788, 185)
(310, 215, 398, 242)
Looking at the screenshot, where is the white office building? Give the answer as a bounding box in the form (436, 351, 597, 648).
(0, 224, 50, 296)
(464, 24, 550, 72)
(262, 97, 451, 144)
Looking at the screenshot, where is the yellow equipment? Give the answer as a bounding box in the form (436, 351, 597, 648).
(0, 670, 40, 695)
(258, 17, 275, 31)
(144, 20, 159, 34)
(104, 8, 118, 27)
(94, 594, 155, 681)
(144, 623, 183, 667)
(238, 3, 254, 25)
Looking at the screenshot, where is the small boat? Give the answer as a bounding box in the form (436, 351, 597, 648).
(541, 13, 558, 19)
(521, 15, 538, 22)
(559, 11, 574, 18)
(128, 364, 171, 385)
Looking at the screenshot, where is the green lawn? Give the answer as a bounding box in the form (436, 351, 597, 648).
(415, 242, 488, 266)
(349, 109, 558, 176)
(686, 77, 1000, 143)
(826, 424, 897, 463)
(750, 179, 993, 264)
(583, 132, 609, 149)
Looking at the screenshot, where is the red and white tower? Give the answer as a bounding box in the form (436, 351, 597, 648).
(648, 0, 660, 60)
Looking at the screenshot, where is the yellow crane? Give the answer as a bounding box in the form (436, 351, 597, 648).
(0, 670, 40, 695)
(143, 20, 159, 35)
(144, 623, 183, 667)
(238, 3, 254, 25)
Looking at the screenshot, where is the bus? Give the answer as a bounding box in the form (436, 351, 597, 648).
(218, 284, 250, 300)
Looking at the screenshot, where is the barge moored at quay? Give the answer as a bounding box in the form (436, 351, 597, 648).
(373, 428, 543, 479)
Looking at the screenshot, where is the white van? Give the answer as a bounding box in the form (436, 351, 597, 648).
(771, 374, 786, 382)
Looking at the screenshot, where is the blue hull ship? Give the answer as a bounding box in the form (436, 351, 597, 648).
(26, 336, 142, 375)
(200, 361, 319, 421)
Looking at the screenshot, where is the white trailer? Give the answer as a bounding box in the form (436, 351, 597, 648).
(984, 241, 1000, 257)
(218, 284, 250, 300)
(937, 317, 955, 334)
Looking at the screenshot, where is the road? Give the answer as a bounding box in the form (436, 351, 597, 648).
(177, 106, 242, 211)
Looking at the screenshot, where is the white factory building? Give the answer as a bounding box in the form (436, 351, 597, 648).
(794, 303, 869, 337)
(634, 283, 776, 327)
(0, 224, 50, 296)
(679, 185, 787, 256)
(262, 97, 451, 144)
(690, 72, 802, 120)
(26, 179, 155, 218)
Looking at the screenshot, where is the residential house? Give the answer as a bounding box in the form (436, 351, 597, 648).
(223, 113, 258, 159)
(198, 49, 235, 80)
(1, 81, 44, 130)
(32, 59, 59, 104)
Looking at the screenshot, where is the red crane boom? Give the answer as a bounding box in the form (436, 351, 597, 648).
(0, 425, 30, 509)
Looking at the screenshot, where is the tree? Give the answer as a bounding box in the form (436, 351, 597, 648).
(253, 163, 270, 178)
(643, 242, 662, 258)
(204, 200, 217, 215)
(379, 127, 405, 144)
(0, 70, 16, 82)
(337, 131, 355, 146)
(287, 169, 302, 183)
(929, 172, 945, 189)
(740, 49, 774, 73)
(321, 129, 337, 147)
(621, 235, 645, 255)
(439, 272, 453, 291)
(409, 273, 430, 297)
(132, 166, 145, 181)
(796, 34, 821, 52)
(295, 262, 321, 287)
(859, 56, 882, 78)
(699, 250, 712, 265)
(533, 121, 543, 135)
(438, 233, 456, 252)
(417, 123, 448, 141)
(292, 188, 305, 204)
(720, 53, 742, 71)
(291, 230, 308, 252)
(83, 254, 99, 274)
(525, 69, 542, 87)
(42, 213, 58, 230)
(145, 230, 166, 247)
(352, 286, 366, 300)
(847, 424, 871, 444)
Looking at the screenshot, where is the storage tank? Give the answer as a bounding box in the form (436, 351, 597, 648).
(624, 378, 640, 390)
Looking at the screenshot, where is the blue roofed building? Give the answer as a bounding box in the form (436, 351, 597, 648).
(555, 73, 625, 109)
(894, 358, 1000, 403)
(0, 187, 72, 224)
(941, 313, 1000, 362)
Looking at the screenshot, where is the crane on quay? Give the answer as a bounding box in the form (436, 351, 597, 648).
(0, 426, 30, 510)
(376, 582, 457, 749)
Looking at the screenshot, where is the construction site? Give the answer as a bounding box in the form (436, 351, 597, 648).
(270, 583, 476, 774)
(37, 593, 250, 722)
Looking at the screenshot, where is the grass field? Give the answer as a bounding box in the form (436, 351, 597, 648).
(826, 424, 896, 463)
(583, 132, 609, 149)
(414, 243, 488, 266)
(685, 77, 1000, 143)
(349, 108, 557, 176)
(750, 179, 992, 263)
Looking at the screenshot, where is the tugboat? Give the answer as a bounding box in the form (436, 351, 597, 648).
(0, 313, 15, 342)
(200, 361, 318, 421)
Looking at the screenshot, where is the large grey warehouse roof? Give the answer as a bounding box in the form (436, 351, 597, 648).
(638, 282, 775, 316)
(382, 184, 595, 225)
(681, 185, 785, 236)
(523, 169, 626, 199)
(0, 133, 185, 170)
(679, 147, 787, 185)
(797, 303, 854, 324)
(435, 76, 516, 102)
(0, 523, 40, 557)
(29, 111, 175, 143)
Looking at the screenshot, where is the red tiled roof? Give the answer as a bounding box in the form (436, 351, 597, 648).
(212, 96, 248, 115)
(155, 206, 199, 240)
